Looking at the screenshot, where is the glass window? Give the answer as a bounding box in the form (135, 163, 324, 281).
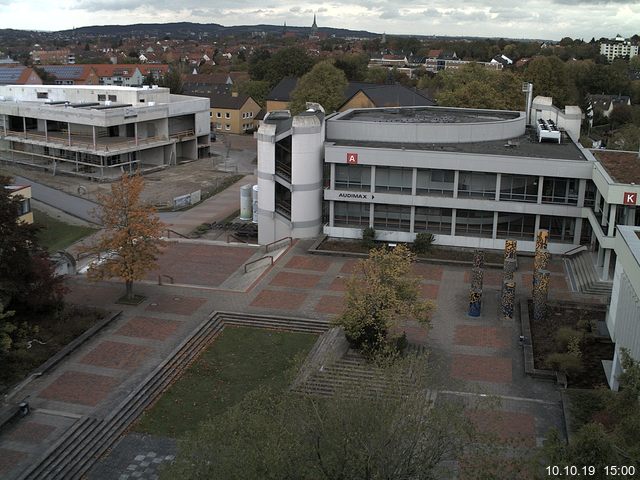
(458, 172, 496, 199)
(584, 180, 596, 208)
(373, 204, 411, 231)
(416, 169, 454, 196)
(225, 112, 230, 119)
(216, 112, 221, 118)
(335, 165, 371, 191)
(98, 94, 106, 101)
(539, 215, 575, 243)
(225, 124, 230, 130)
(414, 207, 452, 234)
(455, 209, 494, 237)
(334, 201, 370, 227)
(375, 167, 413, 194)
(108, 95, 117, 102)
(496, 213, 536, 240)
(500, 175, 539, 203)
(542, 177, 578, 205)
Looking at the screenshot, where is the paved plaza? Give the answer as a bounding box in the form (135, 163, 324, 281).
(0, 236, 581, 479)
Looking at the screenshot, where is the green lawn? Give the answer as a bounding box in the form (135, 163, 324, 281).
(133, 326, 317, 438)
(33, 208, 97, 252)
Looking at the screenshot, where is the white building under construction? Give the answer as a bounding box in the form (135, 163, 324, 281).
(0, 85, 211, 180)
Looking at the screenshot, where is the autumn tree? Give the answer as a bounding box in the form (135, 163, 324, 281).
(335, 244, 434, 357)
(435, 63, 523, 111)
(82, 173, 165, 301)
(290, 60, 348, 114)
(261, 47, 315, 87)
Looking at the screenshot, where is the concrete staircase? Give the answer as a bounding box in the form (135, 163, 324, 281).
(18, 312, 329, 480)
(564, 251, 613, 297)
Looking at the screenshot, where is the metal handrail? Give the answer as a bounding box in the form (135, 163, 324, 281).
(166, 229, 189, 239)
(264, 236, 292, 253)
(563, 244, 587, 257)
(244, 255, 273, 273)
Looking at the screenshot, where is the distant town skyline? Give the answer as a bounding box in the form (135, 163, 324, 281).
(0, 0, 638, 41)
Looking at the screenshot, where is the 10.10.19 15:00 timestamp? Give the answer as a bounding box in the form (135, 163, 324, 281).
(546, 465, 637, 476)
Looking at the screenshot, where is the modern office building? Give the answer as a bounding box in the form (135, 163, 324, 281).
(0, 84, 210, 180)
(5, 184, 33, 224)
(606, 225, 640, 390)
(257, 98, 640, 282)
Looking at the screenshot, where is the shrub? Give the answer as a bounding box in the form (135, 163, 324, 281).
(361, 227, 376, 249)
(546, 352, 583, 375)
(412, 232, 435, 255)
(554, 327, 582, 351)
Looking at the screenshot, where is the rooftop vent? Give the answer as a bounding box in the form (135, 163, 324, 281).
(536, 118, 561, 144)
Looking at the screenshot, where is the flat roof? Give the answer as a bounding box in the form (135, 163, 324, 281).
(339, 106, 520, 124)
(2, 84, 167, 92)
(330, 130, 587, 161)
(592, 150, 640, 184)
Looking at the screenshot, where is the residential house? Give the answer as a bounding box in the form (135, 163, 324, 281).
(265, 77, 299, 112)
(339, 83, 435, 111)
(32, 49, 75, 65)
(491, 54, 514, 67)
(38, 65, 99, 85)
(5, 185, 33, 224)
(209, 92, 261, 134)
(587, 94, 631, 118)
(0, 66, 43, 85)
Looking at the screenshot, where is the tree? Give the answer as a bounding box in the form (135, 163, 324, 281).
(159, 68, 183, 94)
(82, 173, 165, 301)
(238, 80, 271, 108)
(609, 104, 633, 128)
(162, 356, 475, 480)
(335, 244, 434, 357)
(334, 53, 370, 81)
(262, 47, 314, 86)
(290, 60, 348, 114)
(0, 177, 64, 313)
(523, 56, 575, 106)
(436, 63, 523, 110)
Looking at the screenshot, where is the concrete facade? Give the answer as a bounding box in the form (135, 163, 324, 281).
(0, 85, 210, 181)
(256, 102, 640, 281)
(606, 226, 640, 390)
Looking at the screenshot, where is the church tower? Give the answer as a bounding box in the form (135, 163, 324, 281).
(310, 14, 319, 39)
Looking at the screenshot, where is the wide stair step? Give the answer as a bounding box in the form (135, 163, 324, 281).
(19, 312, 329, 480)
(564, 251, 612, 298)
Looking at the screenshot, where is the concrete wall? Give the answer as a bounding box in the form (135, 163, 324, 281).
(327, 107, 525, 144)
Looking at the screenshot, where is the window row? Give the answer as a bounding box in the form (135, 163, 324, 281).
(332, 166, 581, 205)
(333, 202, 576, 243)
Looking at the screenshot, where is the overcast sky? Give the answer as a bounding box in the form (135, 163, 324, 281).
(0, 0, 639, 41)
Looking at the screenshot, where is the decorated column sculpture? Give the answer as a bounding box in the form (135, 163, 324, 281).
(533, 269, 550, 321)
(501, 280, 516, 320)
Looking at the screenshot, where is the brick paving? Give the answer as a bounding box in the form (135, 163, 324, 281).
(38, 371, 120, 406)
(421, 283, 439, 299)
(145, 295, 207, 316)
(454, 325, 511, 349)
(116, 316, 182, 341)
(286, 255, 332, 272)
(80, 341, 153, 370)
(463, 270, 505, 286)
(0, 449, 27, 476)
(520, 273, 569, 292)
(466, 410, 536, 447)
(314, 295, 345, 315)
(412, 264, 443, 281)
(250, 289, 307, 310)
(4, 422, 56, 443)
(339, 259, 360, 274)
(328, 277, 348, 291)
(147, 243, 256, 287)
(450, 354, 513, 383)
(270, 271, 322, 289)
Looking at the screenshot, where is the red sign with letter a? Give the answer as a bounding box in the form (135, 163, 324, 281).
(623, 192, 637, 205)
(346, 153, 358, 165)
